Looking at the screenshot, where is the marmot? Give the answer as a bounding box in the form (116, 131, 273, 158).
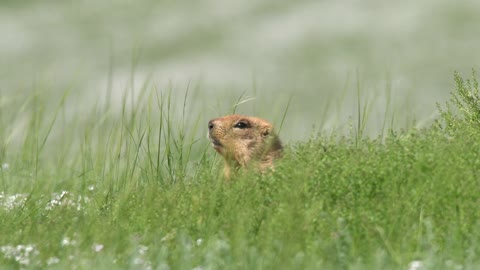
(208, 115, 283, 178)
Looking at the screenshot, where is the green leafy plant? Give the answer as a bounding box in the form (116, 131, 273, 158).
(437, 70, 480, 132)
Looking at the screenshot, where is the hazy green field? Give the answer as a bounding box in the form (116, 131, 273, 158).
(2, 0, 480, 139)
(2, 1, 480, 269)
(1, 72, 480, 269)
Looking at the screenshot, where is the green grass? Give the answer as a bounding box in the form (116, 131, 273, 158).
(1, 72, 480, 270)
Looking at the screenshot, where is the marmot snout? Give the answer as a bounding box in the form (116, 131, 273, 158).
(208, 115, 283, 178)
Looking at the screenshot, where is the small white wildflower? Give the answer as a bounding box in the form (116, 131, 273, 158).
(1, 244, 38, 266)
(61, 237, 77, 247)
(75, 197, 82, 211)
(2, 163, 9, 170)
(196, 238, 203, 246)
(59, 190, 68, 200)
(93, 244, 104, 252)
(47, 257, 60, 265)
(24, 245, 34, 253)
(88, 185, 95, 191)
(17, 256, 29, 265)
(1, 245, 15, 258)
(45, 200, 58, 210)
(1, 193, 27, 210)
(408, 260, 424, 270)
(138, 245, 148, 255)
(45, 191, 88, 211)
(61, 237, 71, 246)
(46, 192, 64, 210)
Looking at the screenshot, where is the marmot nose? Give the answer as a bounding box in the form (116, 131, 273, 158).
(208, 120, 215, 131)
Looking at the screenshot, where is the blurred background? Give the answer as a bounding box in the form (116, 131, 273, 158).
(2, 0, 480, 141)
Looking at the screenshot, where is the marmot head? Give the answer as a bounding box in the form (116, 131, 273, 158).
(208, 115, 283, 174)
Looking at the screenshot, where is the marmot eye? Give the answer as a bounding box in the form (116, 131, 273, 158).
(234, 121, 249, 129)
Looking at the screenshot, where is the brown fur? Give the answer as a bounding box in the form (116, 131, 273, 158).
(208, 115, 283, 178)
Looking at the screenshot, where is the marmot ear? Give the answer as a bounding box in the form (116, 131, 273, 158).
(261, 124, 272, 137)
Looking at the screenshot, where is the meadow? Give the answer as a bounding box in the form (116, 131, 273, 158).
(1, 71, 480, 269)
(2, 1, 480, 269)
